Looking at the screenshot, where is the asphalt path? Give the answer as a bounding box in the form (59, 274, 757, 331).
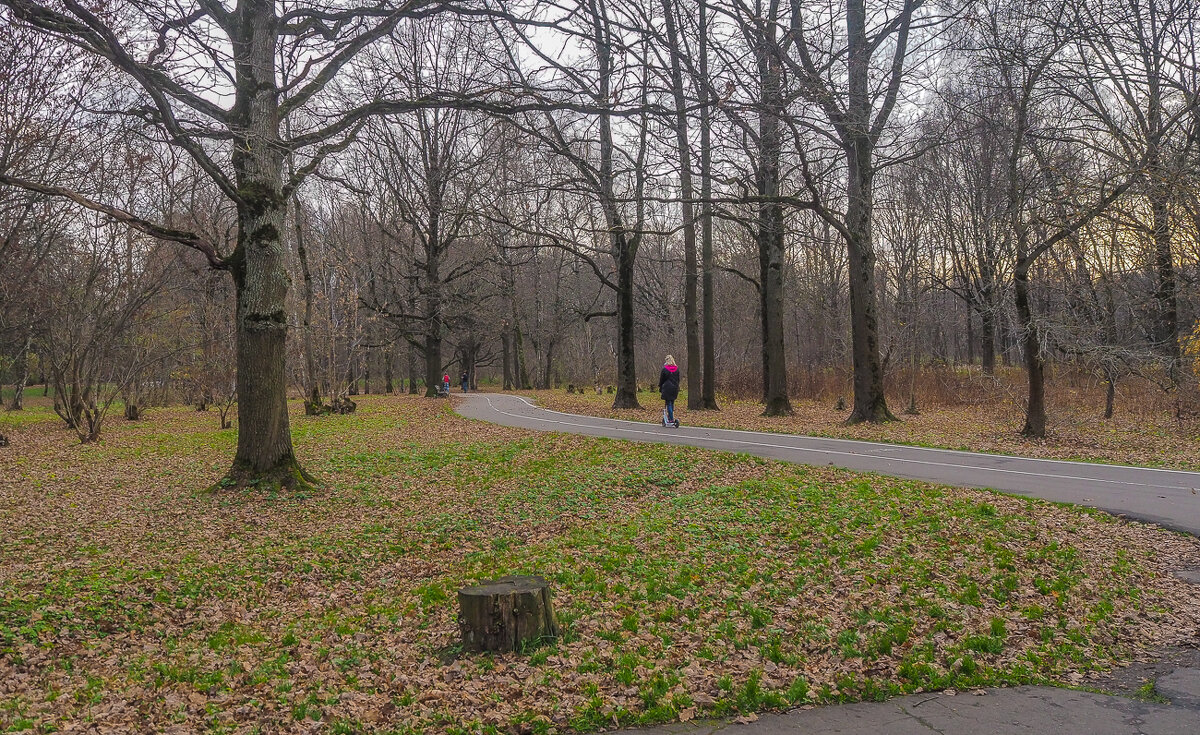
(455, 393, 1200, 536)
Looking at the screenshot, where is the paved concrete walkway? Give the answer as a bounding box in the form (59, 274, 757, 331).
(624, 684, 1199, 734)
(457, 393, 1200, 732)
(455, 394, 1200, 535)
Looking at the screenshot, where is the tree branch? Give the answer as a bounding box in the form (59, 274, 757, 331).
(0, 174, 228, 269)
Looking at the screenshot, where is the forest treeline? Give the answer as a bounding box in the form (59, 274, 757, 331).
(1, 1, 1198, 484)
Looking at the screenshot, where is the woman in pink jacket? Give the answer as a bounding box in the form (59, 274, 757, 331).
(658, 355, 680, 427)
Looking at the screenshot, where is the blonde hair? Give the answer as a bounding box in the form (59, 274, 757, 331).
(664, 355, 676, 366)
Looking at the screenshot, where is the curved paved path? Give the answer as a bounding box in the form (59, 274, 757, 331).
(456, 393, 1200, 536)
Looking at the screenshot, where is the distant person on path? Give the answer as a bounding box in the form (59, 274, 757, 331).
(659, 355, 680, 424)
(461, 371, 469, 393)
(442, 373, 450, 395)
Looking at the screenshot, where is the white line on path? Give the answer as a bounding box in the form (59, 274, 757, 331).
(476, 395, 1199, 492)
(508, 396, 1197, 476)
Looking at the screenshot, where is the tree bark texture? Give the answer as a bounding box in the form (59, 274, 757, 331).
(294, 189, 321, 413)
(612, 239, 641, 408)
(8, 335, 30, 411)
(422, 234, 443, 398)
(844, 0, 893, 423)
(979, 302, 996, 376)
(1150, 178, 1180, 373)
(698, 0, 719, 410)
(662, 0, 701, 410)
(1014, 263, 1046, 437)
(501, 329, 513, 390)
(407, 343, 419, 395)
(756, 17, 791, 417)
(458, 575, 558, 653)
(225, 0, 308, 487)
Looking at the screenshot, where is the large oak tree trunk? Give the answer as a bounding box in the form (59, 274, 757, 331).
(229, 195, 305, 484)
(224, 0, 310, 488)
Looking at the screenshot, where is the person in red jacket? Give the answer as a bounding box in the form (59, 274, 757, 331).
(658, 355, 680, 426)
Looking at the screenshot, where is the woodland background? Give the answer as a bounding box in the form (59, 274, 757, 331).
(1, 0, 1199, 448)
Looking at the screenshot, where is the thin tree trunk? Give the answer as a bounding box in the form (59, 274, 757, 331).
(1145, 63, 1180, 381)
(424, 332, 442, 397)
(1150, 180, 1180, 376)
(542, 339, 555, 390)
(408, 343, 419, 395)
(662, 0, 701, 410)
(501, 329, 513, 390)
(756, 13, 791, 417)
(698, 0, 719, 410)
(470, 341, 479, 390)
(966, 307, 975, 366)
(384, 348, 394, 393)
(612, 238, 641, 408)
(1104, 372, 1116, 419)
(514, 321, 530, 389)
(293, 184, 321, 412)
(424, 214, 443, 397)
(843, 0, 893, 424)
(1015, 263, 1046, 437)
(8, 335, 30, 411)
(980, 304, 996, 375)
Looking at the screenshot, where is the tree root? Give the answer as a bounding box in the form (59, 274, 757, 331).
(210, 456, 320, 494)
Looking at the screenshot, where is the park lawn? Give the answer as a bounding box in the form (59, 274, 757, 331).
(523, 389, 1200, 471)
(1, 396, 1199, 734)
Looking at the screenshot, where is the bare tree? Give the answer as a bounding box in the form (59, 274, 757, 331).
(776, 0, 930, 422)
(0, 1, 500, 487)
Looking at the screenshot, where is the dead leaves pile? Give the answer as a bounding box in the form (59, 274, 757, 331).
(1, 395, 1198, 734)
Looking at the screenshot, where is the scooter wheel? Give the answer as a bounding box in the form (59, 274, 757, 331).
(673, 420, 680, 428)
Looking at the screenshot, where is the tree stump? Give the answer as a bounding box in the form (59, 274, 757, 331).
(0, 433, 9, 448)
(458, 575, 558, 652)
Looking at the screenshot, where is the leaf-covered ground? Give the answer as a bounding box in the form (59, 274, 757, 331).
(1, 395, 1199, 734)
(525, 389, 1200, 471)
